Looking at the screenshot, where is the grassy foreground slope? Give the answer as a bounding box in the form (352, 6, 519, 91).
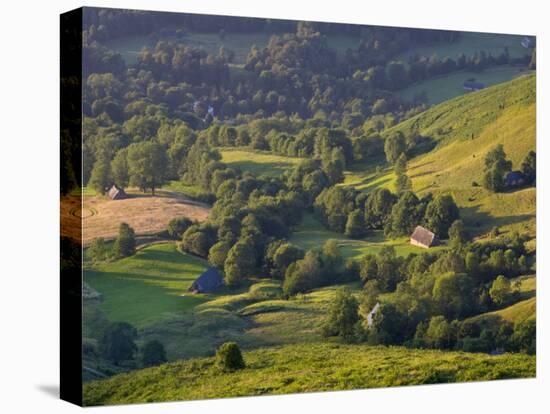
(84, 342, 535, 405)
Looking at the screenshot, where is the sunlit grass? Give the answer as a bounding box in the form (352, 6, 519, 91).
(84, 341, 535, 405)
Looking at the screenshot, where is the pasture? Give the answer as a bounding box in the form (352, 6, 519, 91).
(342, 162, 395, 192)
(397, 66, 529, 105)
(84, 242, 210, 327)
(137, 280, 346, 362)
(347, 75, 536, 238)
(80, 189, 210, 245)
(467, 296, 536, 327)
(84, 341, 535, 405)
(467, 274, 536, 326)
(290, 214, 445, 259)
(220, 148, 303, 177)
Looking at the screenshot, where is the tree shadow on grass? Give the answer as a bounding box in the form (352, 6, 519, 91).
(356, 176, 393, 192)
(135, 248, 207, 266)
(410, 170, 437, 179)
(410, 160, 435, 170)
(460, 204, 534, 236)
(231, 160, 292, 177)
(86, 271, 202, 284)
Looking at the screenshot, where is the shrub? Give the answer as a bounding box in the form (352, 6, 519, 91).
(489, 275, 512, 306)
(141, 340, 167, 367)
(89, 237, 109, 261)
(99, 322, 137, 365)
(215, 342, 245, 371)
(167, 217, 194, 239)
(512, 319, 536, 355)
(321, 288, 360, 342)
(113, 222, 136, 258)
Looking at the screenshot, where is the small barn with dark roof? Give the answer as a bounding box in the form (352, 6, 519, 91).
(505, 171, 526, 187)
(410, 226, 438, 249)
(463, 81, 485, 91)
(107, 184, 127, 200)
(189, 267, 224, 294)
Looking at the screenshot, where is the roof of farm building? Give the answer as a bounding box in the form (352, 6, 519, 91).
(410, 226, 437, 247)
(189, 267, 223, 293)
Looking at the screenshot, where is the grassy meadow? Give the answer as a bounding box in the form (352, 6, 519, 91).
(83, 341, 535, 405)
(344, 74, 536, 238)
(466, 275, 536, 326)
(291, 214, 446, 259)
(397, 66, 530, 105)
(220, 147, 304, 177)
(137, 282, 360, 362)
(85, 242, 211, 327)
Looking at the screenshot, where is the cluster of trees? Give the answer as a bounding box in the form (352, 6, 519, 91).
(282, 240, 352, 296)
(411, 313, 535, 354)
(384, 130, 435, 164)
(483, 144, 512, 192)
(89, 222, 136, 262)
(483, 145, 536, 192)
(178, 158, 307, 286)
(205, 118, 391, 169)
(92, 321, 168, 367)
(83, 17, 454, 135)
(314, 185, 459, 240)
(137, 42, 230, 87)
(83, 8, 292, 45)
(352, 48, 530, 94)
(320, 230, 534, 355)
(521, 150, 536, 185)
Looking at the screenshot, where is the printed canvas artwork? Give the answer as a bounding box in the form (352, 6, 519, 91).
(60, 6, 536, 407)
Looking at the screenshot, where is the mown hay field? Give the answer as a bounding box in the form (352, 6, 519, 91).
(77, 190, 210, 245)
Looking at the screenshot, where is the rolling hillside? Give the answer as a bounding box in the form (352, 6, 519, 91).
(83, 342, 535, 405)
(352, 74, 536, 237)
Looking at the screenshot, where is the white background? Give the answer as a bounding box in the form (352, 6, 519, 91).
(0, 0, 547, 412)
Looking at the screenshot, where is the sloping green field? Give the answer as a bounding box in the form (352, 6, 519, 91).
(83, 341, 535, 405)
(84, 243, 210, 327)
(348, 74, 536, 237)
(397, 66, 530, 105)
(463, 275, 536, 327)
